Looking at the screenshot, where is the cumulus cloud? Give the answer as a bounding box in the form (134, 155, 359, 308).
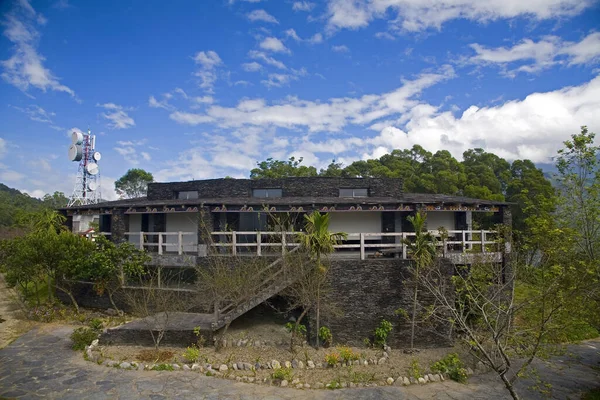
(242, 61, 263, 72)
(1, 0, 76, 97)
(248, 50, 287, 70)
(259, 37, 290, 53)
(192, 50, 223, 92)
(326, 0, 593, 32)
(293, 1, 315, 12)
(12, 104, 56, 124)
(97, 103, 135, 129)
(469, 32, 600, 76)
(247, 9, 279, 24)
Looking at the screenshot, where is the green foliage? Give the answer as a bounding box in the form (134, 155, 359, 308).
(70, 327, 99, 350)
(337, 346, 359, 363)
(251, 157, 317, 179)
(285, 322, 306, 336)
(88, 318, 103, 331)
(325, 351, 340, 366)
(347, 368, 376, 384)
(319, 326, 333, 347)
(115, 168, 154, 199)
(407, 359, 423, 379)
(271, 367, 293, 381)
(431, 353, 468, 383)
(373, 319, 393, 347)
(152, 364, 174, 371)
(182, 345, 201, 363)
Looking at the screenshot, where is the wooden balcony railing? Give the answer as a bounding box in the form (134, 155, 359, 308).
(124, 232, 198, 255)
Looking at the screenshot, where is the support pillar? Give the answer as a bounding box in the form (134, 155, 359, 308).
(110, 209, 127, 244)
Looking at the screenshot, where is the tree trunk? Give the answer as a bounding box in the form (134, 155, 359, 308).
(215, 321, 232, 352)
(56, 286, 80, 314)
(107, 290, 122, 315)
(34, 281, 40, 306)
(500, 371, 521, 400)
(316, 286, 320, 349)
(410, 267, 419, 349)
(47, 275, 53, 302)
(291, 307, 309, 352)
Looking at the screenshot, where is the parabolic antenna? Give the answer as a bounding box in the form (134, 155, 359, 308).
(86, 163, 99, 175)
(72, 131, 83, 145)
(93, 151, 102, 161)
(68, 144, 83, 161)
(88, 181, 97, 191)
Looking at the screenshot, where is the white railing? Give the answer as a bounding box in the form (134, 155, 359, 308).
(124, 231, 197, 255)
(210, 230, 499, 260)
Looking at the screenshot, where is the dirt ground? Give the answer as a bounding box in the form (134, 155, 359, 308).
(98, 307, 477, 387)
(0, 275, 37, 349)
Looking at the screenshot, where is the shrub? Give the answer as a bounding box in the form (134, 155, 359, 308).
(272, 367, 293, 381)
(319, 326, 333, 347)
(27, 303, 72, 323)
(338, 347, 359, 363)
(408, 359, 423, 380)
(325, 352, 340, 367)
(183, 345, 201, 363)
(285, 322, 307, 336)
(88, 318, 104, 331)
(374, 319, 393, 347)
(152, 363, 174, 371)
(193, 326, 206, 347)
(431, 353, 468, 383)
(70, 327, 99, 350)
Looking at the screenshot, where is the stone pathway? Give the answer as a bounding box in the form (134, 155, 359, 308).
(0, 325, 598, 399)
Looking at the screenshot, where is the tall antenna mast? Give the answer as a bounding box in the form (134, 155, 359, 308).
(67, 129, 102, 207)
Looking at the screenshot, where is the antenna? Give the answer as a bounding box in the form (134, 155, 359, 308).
(67, 129, 102, 207)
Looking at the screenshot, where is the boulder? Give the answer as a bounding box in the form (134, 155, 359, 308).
(386, 377, 394, 385)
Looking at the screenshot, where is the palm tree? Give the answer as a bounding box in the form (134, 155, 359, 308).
(405, 211, 437, 349)
(297, 211, 347, 348)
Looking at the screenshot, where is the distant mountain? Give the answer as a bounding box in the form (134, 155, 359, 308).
(0, 183, 43, 227)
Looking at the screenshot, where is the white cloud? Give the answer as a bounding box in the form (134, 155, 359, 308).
(326, 0, 593, 32)
(12, 104, 55, 124)
(375, 32, 395, 40)
(285, 29, 323, 44)
(261, 73, 298, 88)
(141, 152, 151, 161)
(242, 61, 263, 72)
(332, 45, 349, 53)
(248, 50, 287, 69)
(259, 37, 290, 53)
(97, 103, 135, 129)
(1, 0, 76, 97)
(469, 32, 600, 76)
(169, 111, 215, 125)
(285, 29, 302, 41)
(0, 170, 26, 182)
(293, 1, 315, 12)
(149, 95, 172, 110)
(0, 138, 6, 158)
(247, 9, 279, 24)
(192, 50, 223, 92)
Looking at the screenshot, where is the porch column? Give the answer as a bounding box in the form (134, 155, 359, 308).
(110, 208, 127, 244)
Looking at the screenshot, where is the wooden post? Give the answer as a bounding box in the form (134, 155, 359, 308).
(402, 232, 407, 259)
(360, 233, 365, 260)
(481, 230, 486, 253)
(257, 231, 262, 256)
(158, 233, 163, 255)
(462, 231, 466, 253)
(178, 231, 183, 255)
(232, 231, 237, 256)
(139, 231, 144, 251)
(281, 231, 286, 255)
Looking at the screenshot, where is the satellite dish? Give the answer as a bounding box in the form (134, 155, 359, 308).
(86, 163, 99, 175)
(71, 131, 83, 145)
(93, 151, 102, 161)
(68, 144, 83, 161)
(88, 181, 97, 191)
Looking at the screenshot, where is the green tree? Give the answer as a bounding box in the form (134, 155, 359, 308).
(296, 211, 346, 348)
(250, 157, 318, 179)
(41, 191, 69, 209)
(115, 168, 154, 199)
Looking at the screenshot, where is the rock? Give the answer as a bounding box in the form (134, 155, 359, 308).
(423, 374, 429, 382)
(183, 365, 191, 371)
(284, 361, 292, 369)
(383, 351, 389, 358)
(418, 377, 426, 384)
(232, 363, 238, 370)
(271, 360, 281, 369)
(363, 360, 369, 367)
(410, 377, 417, 384)
(384, 345, 392, 353)
(378, 357, 386, 365)
(237, 339, 243, 347)
(248, 377, 255, 383)
(105, 360, 117, 367)
(315, 382, 324, 389)
(466, 367, 474, 376)
(235, 376, 242, 382)
(291, 378, 300, 385)
(353, 360, 360, 365)
(91, 339, 99, 347)
(241, 339, 249, 347)
(280, 379, 288, 387)
(291, 360, 298, 369)
(429, 373, 438, 382)
(222, 339, 227, 348)
(266, 362, 272, 369)
(403, 377, 411, 386)
(316, 362, 323, 369)
(119, 362, 131, 369)
(296, 383, 304, 389)
(387, 377, 394, 385)
(438, 373, 444, 381)
(341, 382, 348, 388)
(136, 363, 143, 371)
(191, 363, 202, 371)
(307, 360, 315, 369)
(368, 358, 375, 365)
(219, 364, 228, 372)
(298, 361, 304, 369)
(255, 362, 262, 370)
(304, 383, 310, 389)
(105, 308, 118, 316)
(172, 364, 180, 370)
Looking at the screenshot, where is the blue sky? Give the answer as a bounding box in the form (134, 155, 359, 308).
(0, 0, 599, 200)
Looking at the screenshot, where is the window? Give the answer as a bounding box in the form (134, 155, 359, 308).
(252, 188, 282, 198)
(339, 188, 368, 197)
(177, 191, 198, 200)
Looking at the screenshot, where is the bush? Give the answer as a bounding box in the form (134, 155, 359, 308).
(183, 345, 201, 363)
(285, 322, 307, 336)
(374, 319, 393, 347)
(408, 359, 423, 379)
(70, 327, 99, 350)
(272, 367, 293, 381)
(431, 353, 468, 383)
(319, 326, 333, 347)
(27, 303, 73, 322)
(88, 318, 103, 331)
(325, 352, 340, 367)
(338, 347, 359, 363)
(152, 363, 174, 371)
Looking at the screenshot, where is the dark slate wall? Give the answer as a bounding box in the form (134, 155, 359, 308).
(147, 178, 404, 200)
(319, 258, 454, 348)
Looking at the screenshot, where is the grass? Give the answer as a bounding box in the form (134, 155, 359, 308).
(582, 388, 600, 400)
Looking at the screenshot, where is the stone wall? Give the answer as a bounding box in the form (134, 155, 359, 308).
(147, 177, 404, 201)
(319, 258, 454, 348)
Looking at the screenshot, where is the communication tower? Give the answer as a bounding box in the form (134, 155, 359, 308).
(67, 129, 102, 207)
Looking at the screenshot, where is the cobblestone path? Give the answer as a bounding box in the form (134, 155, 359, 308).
(0, 325, 598, 399)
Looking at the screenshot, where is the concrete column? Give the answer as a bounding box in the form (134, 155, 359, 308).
(110, 209, 127, 243)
